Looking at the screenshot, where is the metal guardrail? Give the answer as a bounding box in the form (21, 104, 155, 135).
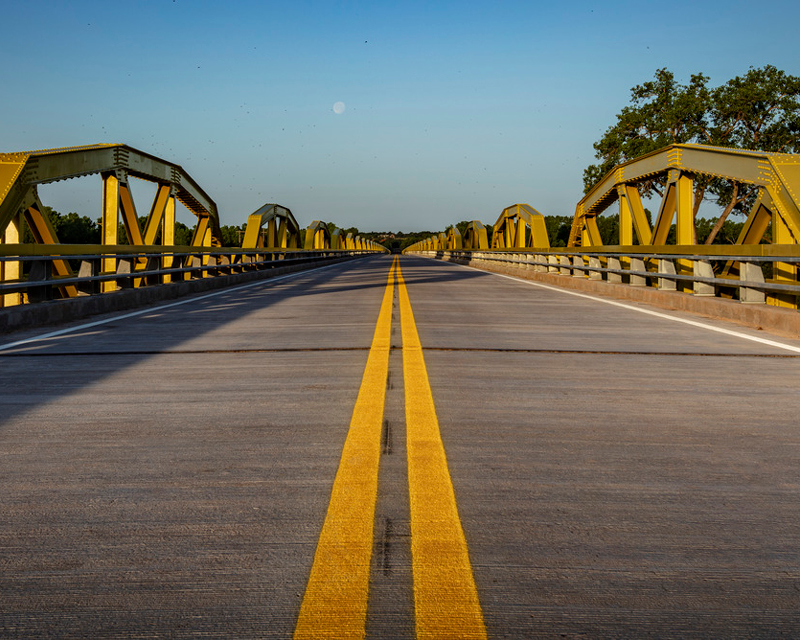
(0, 245, 373, 305)
(414, 247, 800, 308)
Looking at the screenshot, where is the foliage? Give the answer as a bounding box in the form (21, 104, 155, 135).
(23, 207, 101, 244)
(219, 225, 243, 247)
(174, 221, 193, 246)
(543, 215, 573, 247)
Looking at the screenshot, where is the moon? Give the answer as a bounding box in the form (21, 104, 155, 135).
(333, 101, 346, 115)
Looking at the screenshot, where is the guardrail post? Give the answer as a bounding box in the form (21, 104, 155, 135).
(739, 261, 766, 304)
(572, 255, 584, 278)
(27, 259, 53, 303)
(629, 257, 646, 287)
(588, 257, 602, 280)
(547, 255, 559, 273)
(693, 260, 715, 296)
(144, 257, 161, 286)
(116, 258, 133, 289)
(190, 255, 202, 279)
(559, 255, 571, 275)
(658, 259, 677, 291)
(607, 257, 622, 283)
(217, 254, 231, 275)
(206, 255, 218, 277)
(78, 259, 101, 295)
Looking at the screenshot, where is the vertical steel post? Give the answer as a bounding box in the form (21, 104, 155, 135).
(770, 211, 797, 308)
(162, 189, 175, 284)
(1, 213, 22, 306)
(101, 172, 120, 293)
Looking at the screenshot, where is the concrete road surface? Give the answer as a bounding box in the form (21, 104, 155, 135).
(1, 254, 799, 638)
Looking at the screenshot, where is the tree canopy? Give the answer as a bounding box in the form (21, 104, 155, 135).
(584, 66, 800, 243)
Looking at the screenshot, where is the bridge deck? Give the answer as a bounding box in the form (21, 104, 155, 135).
(1, 254, 799, 638)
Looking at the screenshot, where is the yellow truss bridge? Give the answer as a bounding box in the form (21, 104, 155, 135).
(0, 144, 386, 306)
(404, 144, 800, 310)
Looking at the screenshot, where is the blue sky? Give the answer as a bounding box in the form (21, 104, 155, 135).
(2, 0, 799, 232)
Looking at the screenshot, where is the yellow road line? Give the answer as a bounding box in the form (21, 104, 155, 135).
(294, 256, 397, 639)
(397, 260, 487, 639)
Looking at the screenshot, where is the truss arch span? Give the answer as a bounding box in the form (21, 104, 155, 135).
(0, 143, 222, 249)
(568, 143, 800, 249)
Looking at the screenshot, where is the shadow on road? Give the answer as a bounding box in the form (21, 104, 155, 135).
(0, 254, 486, 427)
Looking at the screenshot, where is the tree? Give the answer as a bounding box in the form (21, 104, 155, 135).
(584, 66, 800, 244)
(219, 224, 244, 247)
(584, 68, 712, 210)
(704, 66, 800, 243)
(22, 207, 101, 244)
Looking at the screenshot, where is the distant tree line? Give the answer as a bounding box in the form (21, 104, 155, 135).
(21, 207, 245, 247)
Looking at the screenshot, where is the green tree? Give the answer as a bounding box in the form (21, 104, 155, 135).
(53, 211, 101, 244)
(219, 224, 244, 247)
(174, 221, 193, 246)
(22, 207, 101, 244)
(455, 220, 470, 237)
(543, 215, 573, 247)
(704, 66, 800, 243)
(584, 68, 712, 206)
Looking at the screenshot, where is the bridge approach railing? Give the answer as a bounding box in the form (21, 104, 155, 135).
(413, 246, 800, 309)
(0, 244, 373, 306)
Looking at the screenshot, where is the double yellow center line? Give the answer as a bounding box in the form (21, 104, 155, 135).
(294, 256, 486, 639)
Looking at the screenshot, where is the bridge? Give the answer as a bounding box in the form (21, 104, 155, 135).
(2, 144, 800, 638)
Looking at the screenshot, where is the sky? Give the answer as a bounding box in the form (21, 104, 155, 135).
(2, 0, 800, 232)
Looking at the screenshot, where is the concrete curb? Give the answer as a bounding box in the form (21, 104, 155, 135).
(440, 254, 800, 339)
(0, 256, 356, 335)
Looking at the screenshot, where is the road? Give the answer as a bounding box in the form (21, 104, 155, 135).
(1, 254, 799, 638)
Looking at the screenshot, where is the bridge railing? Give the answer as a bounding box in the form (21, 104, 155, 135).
(0, 244, 374, 306)
(411, 246, 800, 309)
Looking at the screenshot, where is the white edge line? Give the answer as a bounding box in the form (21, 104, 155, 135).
(0, 261, 347, 353)
(448, 260, 800, 355)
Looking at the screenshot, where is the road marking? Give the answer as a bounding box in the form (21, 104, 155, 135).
(0, 260, 348, 353)
(396, 261, 487, 639)
(294, 257, 397, 639)
(456, 262, 800, 355)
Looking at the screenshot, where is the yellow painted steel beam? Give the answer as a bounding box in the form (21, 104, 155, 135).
(101, 172, 119, 292)
(1, 212, 22, 307)
(143, 184, 172, 246)
(446, 226, 463, 250)
(463, 221, 488, 250)
(304, 220, 332, 250)
(771, 207, 798, 307)
(331, 229, 343, 250)
(492, 204, 550, 250)
(23, 201, 79, 298)
(118, 180, 145, 246)
(242, 203, 298, 250)
(162, 192, 175, 284)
